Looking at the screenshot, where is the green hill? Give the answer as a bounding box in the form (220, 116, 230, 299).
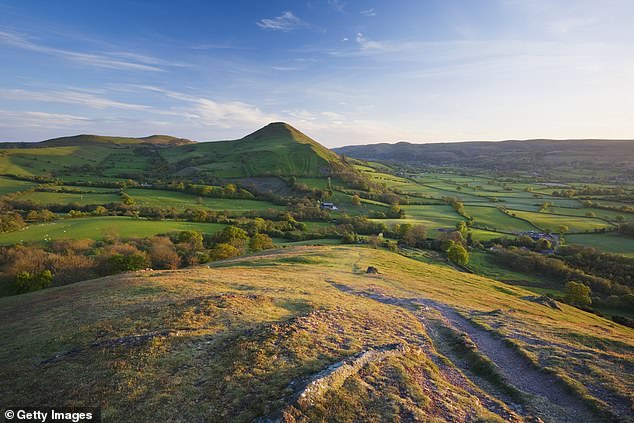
(0, 245, 631, 422)
(0, 123, 351, 181)
(164, 122, 345, 178)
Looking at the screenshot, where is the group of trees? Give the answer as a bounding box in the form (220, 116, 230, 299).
(489, 246, 631, 304)
(0, 226, 276, 296)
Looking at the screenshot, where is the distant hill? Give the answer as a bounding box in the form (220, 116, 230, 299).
(164, 122, 346, 178)
(334, 139, 634, 171)
(1, 134, 194, 148)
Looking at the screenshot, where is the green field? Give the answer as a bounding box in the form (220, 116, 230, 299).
(509, 209, 615, 233)
(128, 188, 284, 212)
(566, 233, 634, 258)
(0, 217, 225, 244)
(15, 190, 121, 206)
(0, 176, 35, 195)
(465, 205, 536, 232)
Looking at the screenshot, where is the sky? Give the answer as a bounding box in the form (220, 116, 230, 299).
(1, 0, 633, 147)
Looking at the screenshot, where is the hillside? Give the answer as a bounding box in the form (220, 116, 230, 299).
(164, 122, 345, 178)
(0, 123, 353, 182)
(2, 134, 194, 148)
(334, 139, 634, 173)
(1, 245, 631, 422)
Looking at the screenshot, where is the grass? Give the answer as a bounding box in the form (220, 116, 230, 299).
(0, 176, 36, 195)
(509, 209, 615, 233)
(15, 190, 121, 206)
(0, 216, 225, 244)
(465, 205, 536, 232)
(566, 232, 634, 258)
(128, 188, 284, 212)
(0, 245, 630, 421)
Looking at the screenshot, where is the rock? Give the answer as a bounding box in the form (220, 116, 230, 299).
(521, 295, 562, 311)
(366, 266, 379, 274)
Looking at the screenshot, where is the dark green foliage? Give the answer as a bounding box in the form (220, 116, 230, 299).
(565, 281, 592, 307)
(107, 253, 149, 273)
(12, 270, 52, 294)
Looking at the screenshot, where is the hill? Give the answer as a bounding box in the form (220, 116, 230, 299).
(334, 139, 634, 172)
(2, 134, 194, 148)
(1, 245, 631, 422)
(0, 123, 354, 182)
(164, 122, 345, 178)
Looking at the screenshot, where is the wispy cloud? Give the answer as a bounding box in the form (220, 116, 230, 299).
(328, 0, 346, 13)
(0, 88, 151, 110)
(0, 109, 91, 129)
(256, 11, 308, 31)
(355, 33, 384, 51)
(360, 8, 376, 17)
(0, 30, 168, 71)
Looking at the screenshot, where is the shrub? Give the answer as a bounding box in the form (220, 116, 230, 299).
(13, 270, 53, 294)
(565, 281, 592, 307)
(210, 243, 241, 260)
(249, 234, 274, 252)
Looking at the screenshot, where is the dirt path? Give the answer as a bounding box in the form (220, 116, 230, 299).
(327, 282, 605, 423)
(417, 297, 603, 423)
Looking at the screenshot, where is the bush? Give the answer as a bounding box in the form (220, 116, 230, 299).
(13, 270, 53, 294)
(210, 243, 241, 260)
(447, 243, 469, 266)
(564, 281, 592, 307)
(249, 234, 274, 252)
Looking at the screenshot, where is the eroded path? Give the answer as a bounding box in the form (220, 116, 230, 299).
(328, 282, 605, 423)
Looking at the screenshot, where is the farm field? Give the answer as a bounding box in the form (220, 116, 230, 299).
(0, 176, 35, 195)
(509, 209, 615, 233)
(0, 217, 225, 244)
(15, 190, 121, 206)
(465, 205, 536, 232)
(127, 188, 284, 212)
(566, 233, 634, 258)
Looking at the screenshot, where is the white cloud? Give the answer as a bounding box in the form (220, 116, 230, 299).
(0, 30, 166, 71)
(360, 8, 376, 17)
(355, 33, 384, 51)
(0, 88, 151, 110)
(256, 11, 308, 31)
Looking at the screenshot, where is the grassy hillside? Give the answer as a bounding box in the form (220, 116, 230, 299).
(0, 123, 351, 182)
(1, 245, 631, 422)
(163, 122, 345, 178)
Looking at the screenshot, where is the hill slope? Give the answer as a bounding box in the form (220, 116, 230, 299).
(164, 122, 345, 178)
(0, 123, 351, 181)
(335, 139, 634, 171)
(1, 245, 631, 422)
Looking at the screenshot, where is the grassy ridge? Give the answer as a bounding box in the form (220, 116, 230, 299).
(0, 245, 630, 421)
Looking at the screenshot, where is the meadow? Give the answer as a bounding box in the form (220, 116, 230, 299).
(0, 216, 225, 244)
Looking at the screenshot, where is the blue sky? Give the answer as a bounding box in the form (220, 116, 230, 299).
(1, 0, 633, 146)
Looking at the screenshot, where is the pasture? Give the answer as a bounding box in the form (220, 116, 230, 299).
(0, 217, 225, 245)
(509, 209, 615, 233)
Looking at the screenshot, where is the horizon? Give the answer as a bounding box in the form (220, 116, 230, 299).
(1, 0, 634, 147)
(2, 120, 634, 147)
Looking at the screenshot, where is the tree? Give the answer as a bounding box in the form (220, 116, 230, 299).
(456, 221, 468, 236)
(401, 225, 427, 247)
(210, 243, 241, 260)
(213, 226, 249, 251)
(447, 243, 469, 266)
(564, 281, 592, 307)
(557, 225, 569, 234)
(249, 233, 274, 252)
(351, 194, 362, 207)
(149, 237, 181, 269)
